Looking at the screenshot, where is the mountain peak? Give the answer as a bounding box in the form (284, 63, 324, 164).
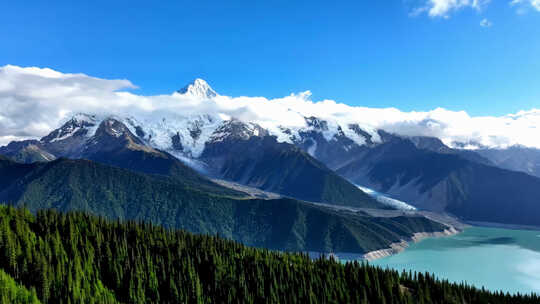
(177, 78, 217, 99)
(71, 113, 97, 124)
(40, 113, 97, 144)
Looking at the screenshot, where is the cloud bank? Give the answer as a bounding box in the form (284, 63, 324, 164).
(1, 65, 540, 150)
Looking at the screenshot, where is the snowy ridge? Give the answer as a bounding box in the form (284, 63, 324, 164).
(121, 114, 224, 158)
(4, 65, 540, 149)
(16, 79, 455, 162)
(41, 109, 382, 161)
(42, 113, 99, 143)
(45, 109, 379, 161)
(2, 76, 395, 155)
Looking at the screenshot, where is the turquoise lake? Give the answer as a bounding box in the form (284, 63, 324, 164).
(368, 227, 540, 295)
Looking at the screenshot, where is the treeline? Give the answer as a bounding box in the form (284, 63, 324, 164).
(0, 205, 537, 304)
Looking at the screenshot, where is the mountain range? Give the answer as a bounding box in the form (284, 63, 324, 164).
(0, 113, 378, 208)
(2, 79, 540, 253)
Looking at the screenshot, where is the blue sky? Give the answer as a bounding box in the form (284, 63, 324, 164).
(1, 0, 539, 116)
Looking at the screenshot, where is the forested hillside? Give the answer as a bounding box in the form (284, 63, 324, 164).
(0, 269, 40, 304)
(0, 206, 537, 304)
(0, 157, 444, 254)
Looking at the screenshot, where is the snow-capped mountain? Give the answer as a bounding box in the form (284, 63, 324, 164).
(177, 78, 218, 99)
(1, 77, 536, 183)
(0, 80, 386, 167)
(3, 78, 539, 182)
(474, 146, 540, 178)
(41, 113, 98, 144)
(46, 81, 381, 164)
(1, 105, 379, 207)
(4, 79, 540, 225)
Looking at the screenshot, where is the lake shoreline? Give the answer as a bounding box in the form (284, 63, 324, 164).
(362, 226, 461, 261)
(367, 226, 540, 295)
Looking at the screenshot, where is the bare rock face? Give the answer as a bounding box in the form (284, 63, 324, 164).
(171, 133, 184, 151)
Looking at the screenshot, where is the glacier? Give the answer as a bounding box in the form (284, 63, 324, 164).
(356, 185, 417, 211)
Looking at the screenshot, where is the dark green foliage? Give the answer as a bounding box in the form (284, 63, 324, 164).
(0, 157, 445, 254)
(82, 143, 242, 197)
(0, 269, 41, 304)
(0, 206, 537, 304)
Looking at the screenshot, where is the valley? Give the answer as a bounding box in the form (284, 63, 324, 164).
(3, 2, 540, 302)
(3, 80, 540, 259)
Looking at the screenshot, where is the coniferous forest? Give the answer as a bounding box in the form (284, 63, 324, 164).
(0, 205, 538, 304)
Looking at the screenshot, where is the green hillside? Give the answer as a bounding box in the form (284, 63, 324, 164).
(0, 269, 41, 304)
(0, 157, 444, 254)
(0, 206, 537, 304)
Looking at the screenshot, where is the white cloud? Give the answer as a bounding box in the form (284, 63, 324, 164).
(413, 0, 490, 18)
(412, 0, 540, 18)
(1, 65, 540, 150)
(0, 65, 137, 143)
(510, 0, 540, 12)
(480, 18, 492, 26)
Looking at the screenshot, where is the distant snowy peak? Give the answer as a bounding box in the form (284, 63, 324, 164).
(209, 119, 268, 143)
(177, 78, 217, 99)
(96, 118, 132, 138)
(71, 113, 98, 124)
(121, 114, 223, 158)
(450, 140, 487, 150)
(33, 111, 382, 163)
(82, 118, 157, 154)
(41, 113, 98, 143)
(276, 118, 379, 148)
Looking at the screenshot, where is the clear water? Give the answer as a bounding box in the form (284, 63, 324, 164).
(369, 227, 540, 295)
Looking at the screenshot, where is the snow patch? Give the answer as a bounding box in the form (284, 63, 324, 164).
(50, 127, 81, 142)
(168, 150, 211, 174)
(357, 185, 417, 211)
(306, 139, 317, 156)
(128, 114, 224, 158)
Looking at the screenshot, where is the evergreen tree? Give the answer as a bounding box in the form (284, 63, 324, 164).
(0, 205, 537, 304)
